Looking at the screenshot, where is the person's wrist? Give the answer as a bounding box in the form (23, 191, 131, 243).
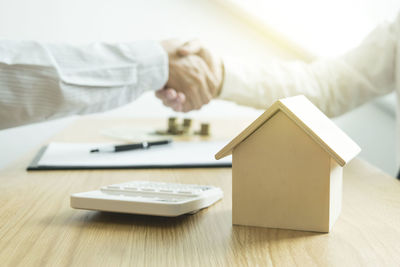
(216, 60, 225, 97)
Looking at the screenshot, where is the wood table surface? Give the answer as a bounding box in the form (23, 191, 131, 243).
(1, 117, 400, 267)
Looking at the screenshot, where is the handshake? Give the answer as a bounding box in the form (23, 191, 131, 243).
(157, 39, 224, 112)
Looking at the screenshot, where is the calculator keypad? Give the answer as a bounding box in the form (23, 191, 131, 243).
(100, 181, 213, 203)
(71, 180, 223, 216)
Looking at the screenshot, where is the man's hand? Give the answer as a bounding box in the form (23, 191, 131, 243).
(157, 39, 223, 112)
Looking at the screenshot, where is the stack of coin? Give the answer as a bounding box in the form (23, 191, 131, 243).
(156, 117, 210, 136)
(167, 117, 178, 134)
(196, 123, 210, 136)
(182, 118, 192, 134)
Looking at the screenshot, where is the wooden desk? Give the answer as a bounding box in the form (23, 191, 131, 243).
(1, 118, 400, 266)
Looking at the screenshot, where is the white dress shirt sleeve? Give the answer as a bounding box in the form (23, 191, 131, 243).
(0, 40, 168, 129)
(219, 15, 399, 117)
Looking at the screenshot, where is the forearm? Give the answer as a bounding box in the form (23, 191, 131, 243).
(220, 58, 391, 117)
(0, 40, 168, 129)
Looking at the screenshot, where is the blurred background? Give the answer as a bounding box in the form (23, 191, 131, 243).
(0, 0, 398, 175)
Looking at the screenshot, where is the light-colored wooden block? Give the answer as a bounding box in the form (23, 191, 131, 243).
(216, 95, 360, 232)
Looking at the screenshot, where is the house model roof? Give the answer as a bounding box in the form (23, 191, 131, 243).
(215, 95, 361, 166)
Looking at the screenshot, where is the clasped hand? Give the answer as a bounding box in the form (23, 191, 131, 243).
(156, 39, 223, 112)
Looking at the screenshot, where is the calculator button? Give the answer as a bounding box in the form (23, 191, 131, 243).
(177, 191, 193, 194)
(124, 187, 138, 191)
(141, 188, 155, 192)
(159, 189, 173, 193)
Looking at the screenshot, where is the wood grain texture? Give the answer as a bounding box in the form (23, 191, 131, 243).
(232, 111, 332, 232)
(1, 117, 400, 267)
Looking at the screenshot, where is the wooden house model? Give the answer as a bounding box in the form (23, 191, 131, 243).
(215, 95, 361, 232)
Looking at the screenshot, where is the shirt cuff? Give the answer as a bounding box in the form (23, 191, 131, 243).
(218, 59, 270, 109)
(124, 41, 169, 92)
(218, 60, 240, 101)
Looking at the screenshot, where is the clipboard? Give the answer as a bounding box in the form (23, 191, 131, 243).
(27, 141, 232, 171)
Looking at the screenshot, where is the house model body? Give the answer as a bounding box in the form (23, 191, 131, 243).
(215, 95, 361, 232)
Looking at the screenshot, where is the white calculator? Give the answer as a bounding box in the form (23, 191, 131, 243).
(71, 181, 223, 216)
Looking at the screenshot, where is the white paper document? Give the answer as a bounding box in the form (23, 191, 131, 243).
(33, 141, 231, 169)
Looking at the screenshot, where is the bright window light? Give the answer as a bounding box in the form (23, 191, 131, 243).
(222, 0, 399, 57)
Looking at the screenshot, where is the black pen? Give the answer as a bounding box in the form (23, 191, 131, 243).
(90, 139, 172, 153)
